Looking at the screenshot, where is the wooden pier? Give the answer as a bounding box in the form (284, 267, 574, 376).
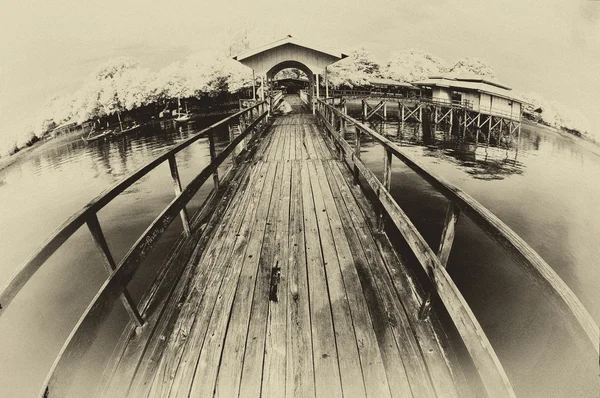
(0, 37, 597, 398)
(96, 97, 464, 398)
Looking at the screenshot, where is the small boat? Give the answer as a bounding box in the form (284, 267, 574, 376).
(114, 123, 140, 136)
(174, 97, 192, 122)
(81, 128, 114, 143)
(174, 113, 191, 122)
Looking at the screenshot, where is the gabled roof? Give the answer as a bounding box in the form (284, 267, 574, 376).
(233, 35, 347, 61)
(369, 77, 416, 88)
(412, 75, 525, 103)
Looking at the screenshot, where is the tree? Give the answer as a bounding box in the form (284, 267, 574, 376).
(328, 48, 382, 88)
(447, 57, 496, 78)
(384, 49, 447, 82)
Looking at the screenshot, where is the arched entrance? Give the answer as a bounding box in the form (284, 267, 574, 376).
(233, 35, 347, 113)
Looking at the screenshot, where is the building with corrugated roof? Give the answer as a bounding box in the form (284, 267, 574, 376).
(412, 75, 524, 120)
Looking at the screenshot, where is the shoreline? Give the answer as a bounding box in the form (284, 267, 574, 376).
(521, 119, 600, 158)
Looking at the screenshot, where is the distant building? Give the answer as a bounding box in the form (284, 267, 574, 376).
(412, 75, 525, 120)
(368, 77, 419, 97)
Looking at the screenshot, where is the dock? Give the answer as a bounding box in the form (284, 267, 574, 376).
(96, 97, 461, 398)
(0, 36, 597, 398)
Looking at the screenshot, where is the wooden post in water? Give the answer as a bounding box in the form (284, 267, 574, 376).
(378, 148, 392, 231)
(362, 100, 367, 122)
(167, 155, 192, 236)
(354, 128, 361, 184)
(86, 214, 144, 327)
(228, 123, 237, 165)
(339, 116, 346, 161)
(208, 130, 219, 189)
(325, 67, 329, 98)
(383, 101, 387, 121)
(419, 202, 461, 319)
(260, 75, 265, 101)
(252, 70, 256, 100)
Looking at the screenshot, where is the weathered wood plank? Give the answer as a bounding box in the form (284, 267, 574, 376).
(300, 161, 343, 398)
(312, 161, 392, 398)
(286, 161, 316, 398)
(306, 160, 366, 398)
(164, 162, 273, 398)
(217, 161, 282, 397)
(189, 162, 278, 398)
(258, 160, 292, 398)
(321, 100, 599, 354)
(321, 160, 416, 398)
(86, 214, 143, 327)
(420, 202, 461, 319)
(97, 118, 272, 398)
(344, 150, 514, 397)
(327, 157, 466, 397)
(127, 161, 269, 398)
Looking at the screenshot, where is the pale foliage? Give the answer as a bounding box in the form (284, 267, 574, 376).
(384, 49, 448, 82)
(520, 92, 596, 140)
(328, 48, 382, 88)
(447, 57, 496, 79)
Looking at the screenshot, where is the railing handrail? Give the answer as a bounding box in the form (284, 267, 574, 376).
(0, 101, 267, 319)
(317, 98, 598, 350)
(316, 98, 599, 397)
(32, 100, 270, 397)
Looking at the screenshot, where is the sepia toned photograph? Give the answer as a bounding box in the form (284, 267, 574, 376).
(0, 1, 599, 397)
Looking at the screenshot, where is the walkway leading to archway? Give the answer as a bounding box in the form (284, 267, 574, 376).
(98, 95, 462, 398)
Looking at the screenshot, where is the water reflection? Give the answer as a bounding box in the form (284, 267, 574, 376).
(360, 116, 526, 181)
(0, 115, 231, 398)
(341, 107, 600, 397)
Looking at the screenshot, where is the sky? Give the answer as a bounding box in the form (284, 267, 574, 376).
(1, 0, 599, 141)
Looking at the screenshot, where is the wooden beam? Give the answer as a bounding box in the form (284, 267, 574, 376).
(0, 101, 267, 317)
(315, 107, 515, 396)
(419, 203, 461, 319)
(378, 148, 392, 231)
(208, 130, 219, 189)
(317, 99, 599, 357)
(168, 155, 192, 235)
(86, 214, 144, 327)
(39, 107, 269, 398)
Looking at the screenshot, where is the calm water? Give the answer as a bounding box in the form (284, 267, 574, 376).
(350, 108, 600, 397)
(0, 107, 599, 396)
(0, 118, 232, 397)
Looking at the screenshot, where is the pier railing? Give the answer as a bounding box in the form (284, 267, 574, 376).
(316, 98, 599, 398)
(0, 100, 270, 397)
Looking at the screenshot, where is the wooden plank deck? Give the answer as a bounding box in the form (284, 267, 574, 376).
(98, 96, 462, 398)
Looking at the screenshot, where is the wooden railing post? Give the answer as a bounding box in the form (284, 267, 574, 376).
(208, 130, 219, 189)
(378, 148, 392, 231)
(228, 123, 237, 166)
(167, 155, 192, 235)
(419, 202, 461, 319)
(354, 127, 361, 184)
(86, 214, 144, 327)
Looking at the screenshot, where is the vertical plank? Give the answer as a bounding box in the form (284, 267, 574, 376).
(312, 161, 392, 398)
(207, 130, 220, 190)
(300, 161, 343, 398)
(168, 155, 191, 235)
(258, 161, 293, 398)
(306, 161, 366, 398)
(419, 202, 461, 319)
(378, 148, 392, 231)
(191, 163, 278, 398)
(228, 123, 237, 165)
(353, 128, 361, 184)
(86, 214, 143, 327)
(286, 162, 316, 398)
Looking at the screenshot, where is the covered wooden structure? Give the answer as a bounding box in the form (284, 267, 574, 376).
(233, 35, 347, 113)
